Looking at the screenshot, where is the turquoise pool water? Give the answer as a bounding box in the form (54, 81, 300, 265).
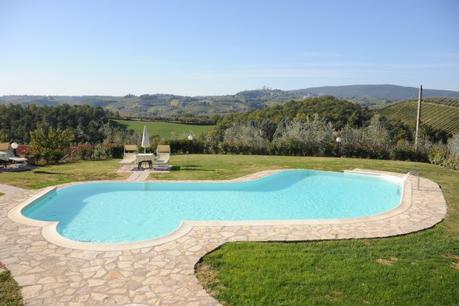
(22, 170, 402, 243)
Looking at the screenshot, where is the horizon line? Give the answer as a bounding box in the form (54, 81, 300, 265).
(1, 83, 458, 98)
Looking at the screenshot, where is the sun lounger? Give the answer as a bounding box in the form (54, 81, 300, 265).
(124, 144, 138, 154)
(154, 145, 171, 171)
(119, 145, 139, 164)
(0, 143, 27, 168)
(119, 153, 137, 165)
(156, 145, 170, 163)
(9, 156, 28, 163)
(0, 143, 10, 152)
(0, 151, 9, 167)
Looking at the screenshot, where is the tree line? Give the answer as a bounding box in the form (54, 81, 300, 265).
(167, 97, 457, 169)
(0, 104, 135, 164)
(0, 104, 124, 144)
(212, 96, 450, 144)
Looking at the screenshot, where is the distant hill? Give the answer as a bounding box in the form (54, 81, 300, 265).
(379, 97, 459, 135)
(295, 84, 459, 102)
(2, 84, 459, 118)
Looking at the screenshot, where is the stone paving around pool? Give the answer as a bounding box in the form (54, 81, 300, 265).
(0, 170, 447, 305)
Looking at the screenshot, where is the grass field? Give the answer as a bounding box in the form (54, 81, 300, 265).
(0, 263, 22, 306)
(0, 160, 126, 189)
(115, 119, 214, 140)
(0, 155, 458, 305)
(380, 99, 459, 134)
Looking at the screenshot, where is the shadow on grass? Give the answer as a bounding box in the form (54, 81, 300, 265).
(173, 164, 216, 172)
(33, 170, 65, 175)
(182, 168, 215, 172)
(179, 164, 203, 168)
(0, 165, 37, 173)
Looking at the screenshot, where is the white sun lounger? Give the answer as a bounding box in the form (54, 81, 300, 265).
(154, 145, 171, 171)
(119, 153, 137, 165)
(119, 144, 139, 165)
(0, 143, 28, 167)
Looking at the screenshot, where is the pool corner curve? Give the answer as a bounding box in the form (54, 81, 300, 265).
(8, 186, 57, 227)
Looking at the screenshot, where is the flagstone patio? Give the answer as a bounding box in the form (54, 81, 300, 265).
(0, 170, 447, 305)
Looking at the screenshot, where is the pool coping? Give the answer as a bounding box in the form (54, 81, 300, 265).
(8, 168, 416, 251)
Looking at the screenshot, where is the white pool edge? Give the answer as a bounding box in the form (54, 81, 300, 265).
(8, 168, 412, 251)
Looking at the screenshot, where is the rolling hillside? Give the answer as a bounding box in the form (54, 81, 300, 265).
(115, 120, 213, 140)
(2, 85, 459, 118)
(379, 98, 459, 134)
(297, 84, 459, 101)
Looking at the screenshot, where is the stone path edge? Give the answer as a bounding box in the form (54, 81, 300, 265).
(8, 168, 416, 251)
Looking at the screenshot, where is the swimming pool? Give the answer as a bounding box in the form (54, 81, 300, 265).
(21, 170, 402, 244)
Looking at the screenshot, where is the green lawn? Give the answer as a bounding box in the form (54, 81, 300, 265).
(0, 192, 4, 197)
(115, 119, 213, 140)
(0, 265, 22, 306)
(0, 160, 127, 189)
(197, 234, 458, 306)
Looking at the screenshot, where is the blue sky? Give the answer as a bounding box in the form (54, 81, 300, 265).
(1, 0, 458, 96)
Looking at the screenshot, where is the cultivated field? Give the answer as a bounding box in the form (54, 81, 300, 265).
(115, 119, 214, 140)
(380, 98, 459, 134)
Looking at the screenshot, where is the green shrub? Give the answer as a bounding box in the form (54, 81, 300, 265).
(108, 145, 124, 158)
(30, 127, 74, 164)
(427, 145, 449, 165)
(43, 150, 65, 164)
(223, 141, 271, 155)
(93, 144, 109, 160)
(443, 156, 459, 170)
(168, 139, 207, 154)
(341, 143, 390, 159)
(67, 143, 124, 160)
(391, 144, 428, 162)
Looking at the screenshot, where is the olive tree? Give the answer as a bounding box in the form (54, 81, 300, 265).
(30, 127, 74, 164)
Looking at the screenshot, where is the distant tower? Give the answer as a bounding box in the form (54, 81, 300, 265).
(414, 85, 423, 151)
